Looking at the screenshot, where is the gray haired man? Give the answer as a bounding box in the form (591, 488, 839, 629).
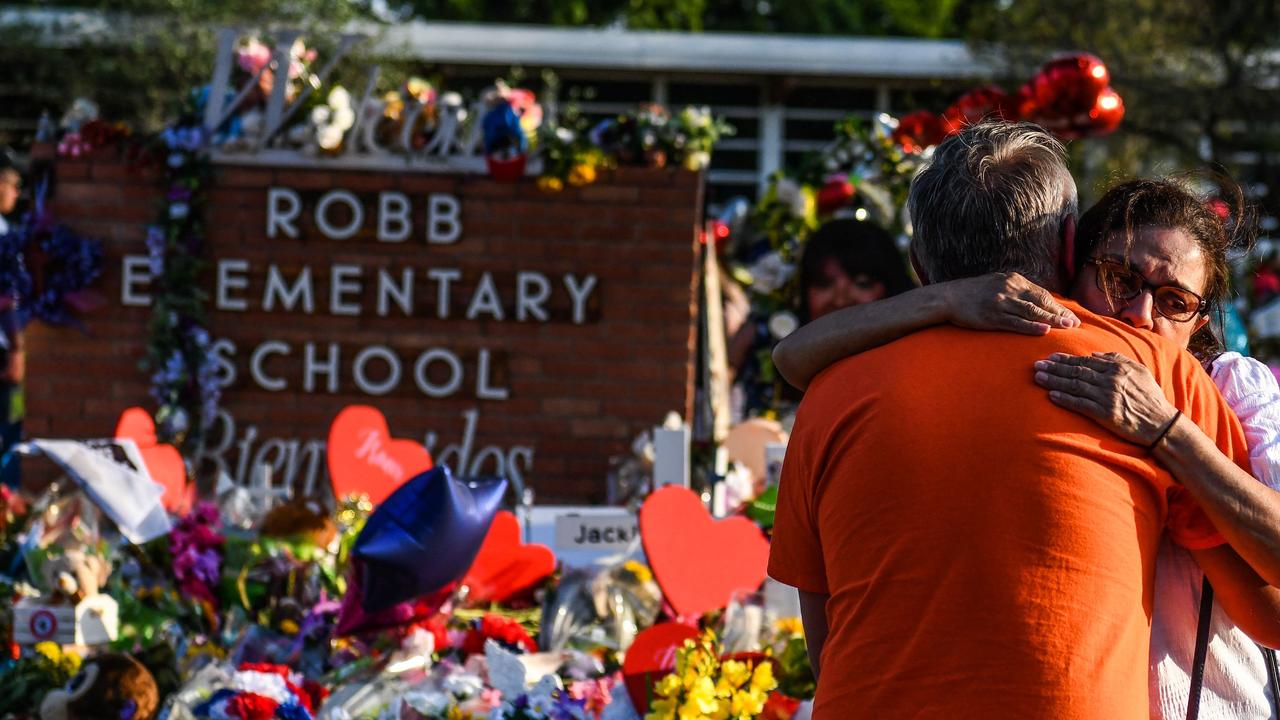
(768, 122, 1251, 718)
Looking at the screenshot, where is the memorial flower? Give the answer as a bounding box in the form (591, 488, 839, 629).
(644, 631, 777, 720)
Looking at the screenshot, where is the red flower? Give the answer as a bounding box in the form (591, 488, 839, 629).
(462, 613, 536, 655)
(411, 613, 451, 653)
(237, 662, 292, 679)
(892, 110, 945, 153)
(226, 692, 280, 720)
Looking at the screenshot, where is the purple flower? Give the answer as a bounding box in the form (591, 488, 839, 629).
(166, 186, 193, 203)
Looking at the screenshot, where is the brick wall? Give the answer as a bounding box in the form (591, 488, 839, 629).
(27, 147, 703, 503)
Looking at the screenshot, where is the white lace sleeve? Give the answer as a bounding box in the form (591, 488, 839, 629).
(1210, 352, 1280, 491)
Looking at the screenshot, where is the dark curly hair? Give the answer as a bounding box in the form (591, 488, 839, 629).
(1074, 174, 1253, 361)
(797, 218, 915, 322)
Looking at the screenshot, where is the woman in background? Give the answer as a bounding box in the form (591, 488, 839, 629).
(727, 218, 915, 417)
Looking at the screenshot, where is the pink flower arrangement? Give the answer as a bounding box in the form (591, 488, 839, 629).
(169, 502, 225, 605)
(568, 673, 620, 718)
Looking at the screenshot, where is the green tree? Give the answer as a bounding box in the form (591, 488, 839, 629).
(0, 0, 374, 145)
(965, 0, 1280, 209)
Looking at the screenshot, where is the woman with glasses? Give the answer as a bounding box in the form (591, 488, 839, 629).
(773, 176, 1280, 719)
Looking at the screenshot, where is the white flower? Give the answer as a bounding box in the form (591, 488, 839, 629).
(774, 178, 809, 218)
(318, 125, 346, 151)
(328, 86, 352, 110)
(746, 251, 796, 294)
(444, 672, 484, 699)
(332, 106, 355, 132)
(404, 691, 453, 715)
(168, 202, 189, 220)
(683, 151, 711, 171)
(310, 106, 332, 126)
(232, 670, 293, 704)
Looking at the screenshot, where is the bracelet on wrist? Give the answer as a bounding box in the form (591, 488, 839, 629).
(1145, 410, 1181, 454)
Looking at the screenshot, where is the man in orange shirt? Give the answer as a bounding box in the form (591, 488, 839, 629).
(768, 122, 1254, 718)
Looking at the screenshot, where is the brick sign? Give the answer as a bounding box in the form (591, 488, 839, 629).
(27, 154, 702, 502)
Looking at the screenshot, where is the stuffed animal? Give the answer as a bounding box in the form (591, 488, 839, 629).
(259, 500, 337, 548)
(37, 549, 111, 604)
(39, 652, 159, 720)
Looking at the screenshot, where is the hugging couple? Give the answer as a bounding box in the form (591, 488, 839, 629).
(769, 121, 1280, 719)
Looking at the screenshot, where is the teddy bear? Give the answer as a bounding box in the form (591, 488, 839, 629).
(39, 652, 159, 720)
(37, 548, 111, 605)
(258, 499, 337, 549)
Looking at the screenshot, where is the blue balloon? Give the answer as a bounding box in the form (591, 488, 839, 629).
(353, 465, 508, 613)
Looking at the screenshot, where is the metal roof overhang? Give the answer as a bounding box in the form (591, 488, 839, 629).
(369, 21, 993, 81)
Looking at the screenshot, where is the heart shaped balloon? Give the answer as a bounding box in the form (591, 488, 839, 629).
(622, 621, 700, 712)
(460, 510, 556, 604)
(327, 405, 433, 507)
(639, 486, 771, 619)
(115, 407, 191, 514)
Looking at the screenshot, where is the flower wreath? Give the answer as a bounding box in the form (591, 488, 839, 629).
(0, 176, 105, 330)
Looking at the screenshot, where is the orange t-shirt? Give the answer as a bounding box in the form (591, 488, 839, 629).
(769, 299, 1251, 719)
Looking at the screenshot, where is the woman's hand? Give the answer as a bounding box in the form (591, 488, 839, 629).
(941, 272, 1080, 335)
(1033, 352, 1179, 445)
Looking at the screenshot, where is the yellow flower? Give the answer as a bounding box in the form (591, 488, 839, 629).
(60, 648, 82, 674)
(680, 677, 721, 717)
(719, 659, 750, 690)
(774, 617, 804, 637)
(279, 619, 300, 635)
(750, 661, 777, 693)
(383, 92, 405, 121)
(34, 642, 60, 663)
(645, 697, 678, 720)
(729, 688, 767, 717)
(624, 560, 653, 584)
(567, 163, 597, 186)
(537, 176, 564, 193)
(655, 672, 684, 698)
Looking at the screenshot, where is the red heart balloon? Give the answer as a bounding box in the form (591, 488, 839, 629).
(460, 510, 556, 604)
(327, 405, 433, 507)
(115, 407, 191, 514)
(639, 486, 771, 619)
(1086, 87, 1125, 136)
(622, 621, 700, 712)
(892, 110, 945, 153)
(1033, 53, 1109, 115)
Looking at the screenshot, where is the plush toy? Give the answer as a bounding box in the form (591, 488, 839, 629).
(39, 652, 159, 720)
(37, 548, 111, 604)
(258, 500, 337, 548)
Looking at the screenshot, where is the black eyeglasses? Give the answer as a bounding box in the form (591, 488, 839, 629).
(1086, 258, 1205, 323)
